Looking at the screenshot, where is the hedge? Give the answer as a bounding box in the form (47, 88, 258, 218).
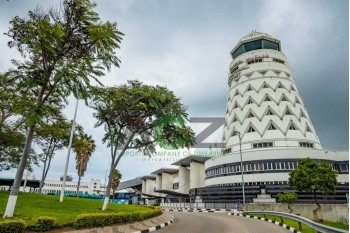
(0, 219, 26, 233)
(73, 206, 162, 228)
(33, 216, 57, 232)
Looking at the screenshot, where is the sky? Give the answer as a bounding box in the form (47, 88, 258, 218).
(0, 0, 348, 184)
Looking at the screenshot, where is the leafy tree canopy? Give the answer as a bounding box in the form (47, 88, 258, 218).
(91, 80, 196, 210)
(288, 157, 337, 221)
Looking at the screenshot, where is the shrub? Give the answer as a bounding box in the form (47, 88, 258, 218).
(33, 216, 57, 232)
(0, 219, 26, 233)
(73, 208, 161, 228)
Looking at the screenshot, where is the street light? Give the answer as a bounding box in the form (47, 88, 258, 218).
(233, 131, 245, 205)
(60, 100, 79, 202)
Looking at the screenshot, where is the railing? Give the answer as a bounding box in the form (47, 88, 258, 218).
(246, 211, 348, 233)
(160, 202, 239, 210)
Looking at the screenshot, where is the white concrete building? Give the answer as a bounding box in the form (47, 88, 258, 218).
(0, 176, 111, 196)
(118, 31, 349, 204)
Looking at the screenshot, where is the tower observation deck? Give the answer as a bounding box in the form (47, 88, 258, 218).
(223, 31, 321, 153)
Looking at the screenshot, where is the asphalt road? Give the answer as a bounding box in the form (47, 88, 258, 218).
(157, 211, 290, 233)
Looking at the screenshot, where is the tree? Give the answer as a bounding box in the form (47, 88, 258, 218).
(111, 169, 122, 202)
(35, 118, 78, 194)
(0, 123, 38, 172)
(0, 73, 39, 171)
(3, 0, 123, 217)
(91, 80, 196, 210)
(288, 158, 337, 222)
(277, 191, 298, 213)
(73, 133, 96, 196)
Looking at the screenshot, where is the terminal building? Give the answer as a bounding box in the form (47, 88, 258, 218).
(119, 31, 349, 204)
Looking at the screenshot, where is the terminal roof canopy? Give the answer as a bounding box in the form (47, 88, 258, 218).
(139, 174, 156, 180)
(0, 178, 40, 188)
(172, 155, 212, 167)
(116, 177, 143, 191)
(151, 168, 178, 175)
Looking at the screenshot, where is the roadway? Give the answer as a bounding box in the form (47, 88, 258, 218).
(157, 211, 290, 233)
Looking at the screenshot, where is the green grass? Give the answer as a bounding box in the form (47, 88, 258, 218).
(0, 191, 151, 228)
(250, 214, 349, 233)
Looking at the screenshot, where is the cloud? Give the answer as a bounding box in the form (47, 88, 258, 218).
(0, 0, 348, 182)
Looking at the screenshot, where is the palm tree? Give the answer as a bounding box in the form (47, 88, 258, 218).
(111, 169, 122, 202)
(74, 134, 96, 196)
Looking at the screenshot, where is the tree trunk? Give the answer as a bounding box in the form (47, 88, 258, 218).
(112, 188, 116, 203)
(39, 154, 48, 194)
(313, 190, 321, 222)
(102, 168, 114, 210)
(3, 84, 46, 218)
(3, 125, 35, 218)
(77, 175, 81, 197)
(288, 204, 293, 213)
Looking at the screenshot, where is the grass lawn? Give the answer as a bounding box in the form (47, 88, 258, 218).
(250, 214, 349, 233)
(0, 191, 152, 228)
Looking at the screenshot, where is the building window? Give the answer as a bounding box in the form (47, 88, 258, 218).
(299, 142, 313, 148)
(247, 59, 262, 64)
(268, 124, 276, 130)
(253, 142, 273, 149)
(263, 40, 279, 50)
(264, 96, 271, 102)
(248, 112, 254, 118)
(247, 98, 254, 104)
(247, 126, 255, 132)
(273, 58, 285, 64)
(232, 44, 245, 58)
(289, 124, 297, 130)
(223, 148, 231, 154)
(266, 109, 273, 116)
(230, 65, 239, 73)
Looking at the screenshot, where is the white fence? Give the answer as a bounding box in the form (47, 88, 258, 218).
(160, 202, 239, 210)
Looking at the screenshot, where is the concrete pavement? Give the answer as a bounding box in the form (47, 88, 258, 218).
(156, 211, 290, 233)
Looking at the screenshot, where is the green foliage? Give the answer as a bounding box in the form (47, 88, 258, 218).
(288, 158, 338, 194)
(92, 80, 196, 156)
(0, 191, 151, 227)
(0, 219, 26, 233)
(73, 134, 96, 177)
(277, 191, 298, 204)
(0, 122, 38, 171)
(5, 0, 124, 127)
(73, 208, 162, 228)
(288, 158, 338, 221)
(33, 216, 57, 232)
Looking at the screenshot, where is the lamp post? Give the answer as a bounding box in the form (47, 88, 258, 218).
(233, 131, 245, 205)
(60, 100, 79, 202)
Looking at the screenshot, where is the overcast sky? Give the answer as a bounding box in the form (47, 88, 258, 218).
(0, 0, 348, 183)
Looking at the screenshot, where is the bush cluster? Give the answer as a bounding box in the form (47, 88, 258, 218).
(73, 207, 162, 228)
(0, 219, 26, 233)
(33, 216, 57, 232)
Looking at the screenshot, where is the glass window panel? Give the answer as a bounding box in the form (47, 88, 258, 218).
(253, 40, 262, 49)
(263, 40, 271, 49)
(245, 42, 254, 52)
(270, 41, 279, 50)
(264, 163, 268, 170)
(281, 163, 285, 169)
(272, 163, 276, 169)
(232, 44, 245, 58)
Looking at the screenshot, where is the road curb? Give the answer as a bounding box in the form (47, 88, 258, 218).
(133, 216, 175, 233)
(228, 213, 301, 233)
(162, 208, 228, 213)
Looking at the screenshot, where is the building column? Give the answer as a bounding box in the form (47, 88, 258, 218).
(155, 175, 162, 190)
(178, 166, 190, 194)
(190, 162, 204, 189)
